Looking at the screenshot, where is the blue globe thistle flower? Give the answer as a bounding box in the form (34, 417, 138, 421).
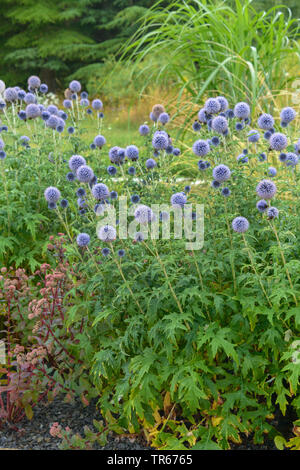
(192, 121, 201, 132)
(0, 126, 8, 132)
(102, 247, 110, 256)
(184, 185, 191, 193)
(76, 188, 86, 197)
(56, 124, 64, 133)
(146, 158, 157, 169)
(125, 145, 139, 161)
(71, 93, 77, 100)
(41, 110, 50, 121)
(248, 130, 260, 143)
(198, 108, 208, 123)
(232, 216, 249, 233)
(235, 122, 244, 131)
(268, 167, 277, 177)
(67, 126, 75, 134)
(0, 101, 6, 109)
(47, 105, 58, 115)
(279, 152, 287, 162)
(280, 107, 296, 124)
(63, 99, 72, 109)
(81, 91, 88, 99)
(257, 113, 274, 130)
(48, 202, 57, 210)
(256, 199, 268, 212)
(91, 99, 103, 110)
(87, 108, 92, 115)
(216, 96, 229, 112)
(128, 166, 136, 176)
(211, 180, 221, 188)
(139, 124, 150, 136)
(76, 233, 90, 247)
(256, 179, 277, 199)
(237, 154, 248, 163)
(269, 132, 288, 151)
(77, 197, 87, 208)
(158, 112, 170, 124)
(93, 135, 106, 148)
(173, 148, 181, 156)
(60, 199, 69, 209)
(285, 152, 299, 167)
(131, 194, 140, 204)
(152, 131, 168, 150)
(267, 207, 279, 219)
(205, 98, 221, 115)
(89, 175, 97, 188)
(0, 151, 6, 160)
(118, 249, 125, 258)
(198, 160, 207, 170)
(134, 204, 154, 223)
(80, 98, 89, 107)
(66, 172, 75, 182)
(192, 139, 210, 157)
(221, 187, 231, 197)
(107, 165, 117, 176)
(24, 93, 36, 105)
(211, 115, 228, 134)
(19, 136, 30, 145)
(0, 138, 5, 150)
(108, 146, 123, 164)
(79, 208, 87, 215)
(69, 155, 86, 172)
(150, 112, 158, 122)
(212, 164, 231, 182)
(110, 190, 118, 200)
(280, 121, 288, 128)
(226, 109, 235, 119)
(17, 90, 26, 100)
(58, 111, 68, 120)
(46, 115, 59, 129)
(18, 110, 27, 120)
(211, 136, 220, 146)
(28, 75, 41, 89)
(44, 186, 61, 203)
(98, 112, 104, 119)
(77, 165, 94, 183)
(264, 130, 272, 140)
(242, 149, 248, 155)
(69, 80, 81, 93)
(90, 143, 96, 150)
(40, 84, 48, 94)
(92, 183, 109, 200)
(4, 88, 18, 102)
(134, 232, 145, 242)
(170, 192, 187, 208)
(166, 145, 174, 154)
(97, 225, 117, 242)
(234, 102, 250, 119)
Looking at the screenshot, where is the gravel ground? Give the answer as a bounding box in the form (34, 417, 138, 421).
(0, 396, 292, 450)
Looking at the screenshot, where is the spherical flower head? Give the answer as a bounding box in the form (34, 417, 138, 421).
(234, 102, 250, 119)
(91, 99, 103, 110)
(205, 98, 220, 115)
(267, 207, 279, 219)
(184, 185, 191, 193)
(257, 113, 274, 130)
(172, 148, 181, 157)
(170, 192, 187, 208)
(107, 165, 117, 176)
(256, 179, 277, 199)
(68, 154, 86, 172)
(80, 98, 89, 107)
(134, 205, 154, 224)
(109, 146, 123, 164)
(69, 80, 81, 93)
(46, 115, 59, 129)
(152, 131, 168, 150)
(118, 249, 125, 258)
(212, 164, 231, 182)
(192, 139, 210, 157)
(60, 199, 69, 209)
(97, 225, 117, 242)
(110, 190, 118, 200)
(63, 99, 72, 109)
(41, 110, 50, 121)
(76, 188, 86, 197)
(248, 129, 260, 143)
(286, 152, 299, 167)
(92, 183, 109, 200)
(58, 110, 68, 120)
(24, 93, 36, 105)
(131, 194, 140, 204)
(102, 247, 110, 256)
(93, 135, 106, 148)
(68, 126, 75, 134)
(125, 145, 139, 161)
(66, 172, 75, 182)
(280, 107, 296, 124)
(152, 104, 165, 119)
(76, 165, 94, 183)
(90, 143, 96, 150)
(48, 202, 57, 210)
(0, 138, 5, 150)
(198, 108, 208, 123)
(198, 160, 207, 170)
(235, 122, 244, 131)
(158, 112, 170, 124)
(221, 187, 231, 197)
(166, 145, 173, 155)
(0, 151, 6, 160)
(139, 124, 150, 136)
(25, 103, 40, 119)
(19, 135, 30, 145)
(211, 180, 220, 188)
(192, 121, 201, 132)
(17, 90, 26, 100)
(258, 152, 267, 162)
(225, 109, 234, 119)
(232, 216, 249, 233)
(215, 96, 228, 112)
(128, 166, 136, 176)
(150, 112, 158, 122)
(76, 233, 90, 247)
(279, 152, 287, 162)
(44, 186, 61, 203)
(211, 136, 220, 146)
(256, 199, 268, 212)
(268, 167, 277, 177)
(40, 84, 48, 94)
(211, 115, 228, 134)
(134, 231, 145, 242)
(28, 75, 41, 89)
(270, 132, 288, 151)
(47, 105, 58, 115)
(146, 158, 157, 169)
(4, 87, 18, 102)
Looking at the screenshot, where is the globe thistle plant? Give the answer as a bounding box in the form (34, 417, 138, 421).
(134, 205, 154, 224)
(211, 116, 228, 134)
(69, 80, 81, 93)
(256, 179, 277, 199)
(267, 207, 279, 219)
(92, 183, 110, 200)
(94, 135, 106, 148)
(28, 75, 41, 89)
(139, 124, 150, 136)
(257, 113, 274, 130)
(76, 233, 90, 247)
(256, 199, 268, 212)
(170, 192, 187, 208)
(69, 155, 86, 172)
(234, 102, 250, 119)
(192, 139, 210, 157)
(280, 107, 296, 124)
(97, 225, 117, 242)
(232, 216, 249, 233)
(270, 132, 288, 151)
(44, 186, 61, 203)
(212, 164, 231, 182)
(76, 165, 94, 183)
(125, 145, 139, 161)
